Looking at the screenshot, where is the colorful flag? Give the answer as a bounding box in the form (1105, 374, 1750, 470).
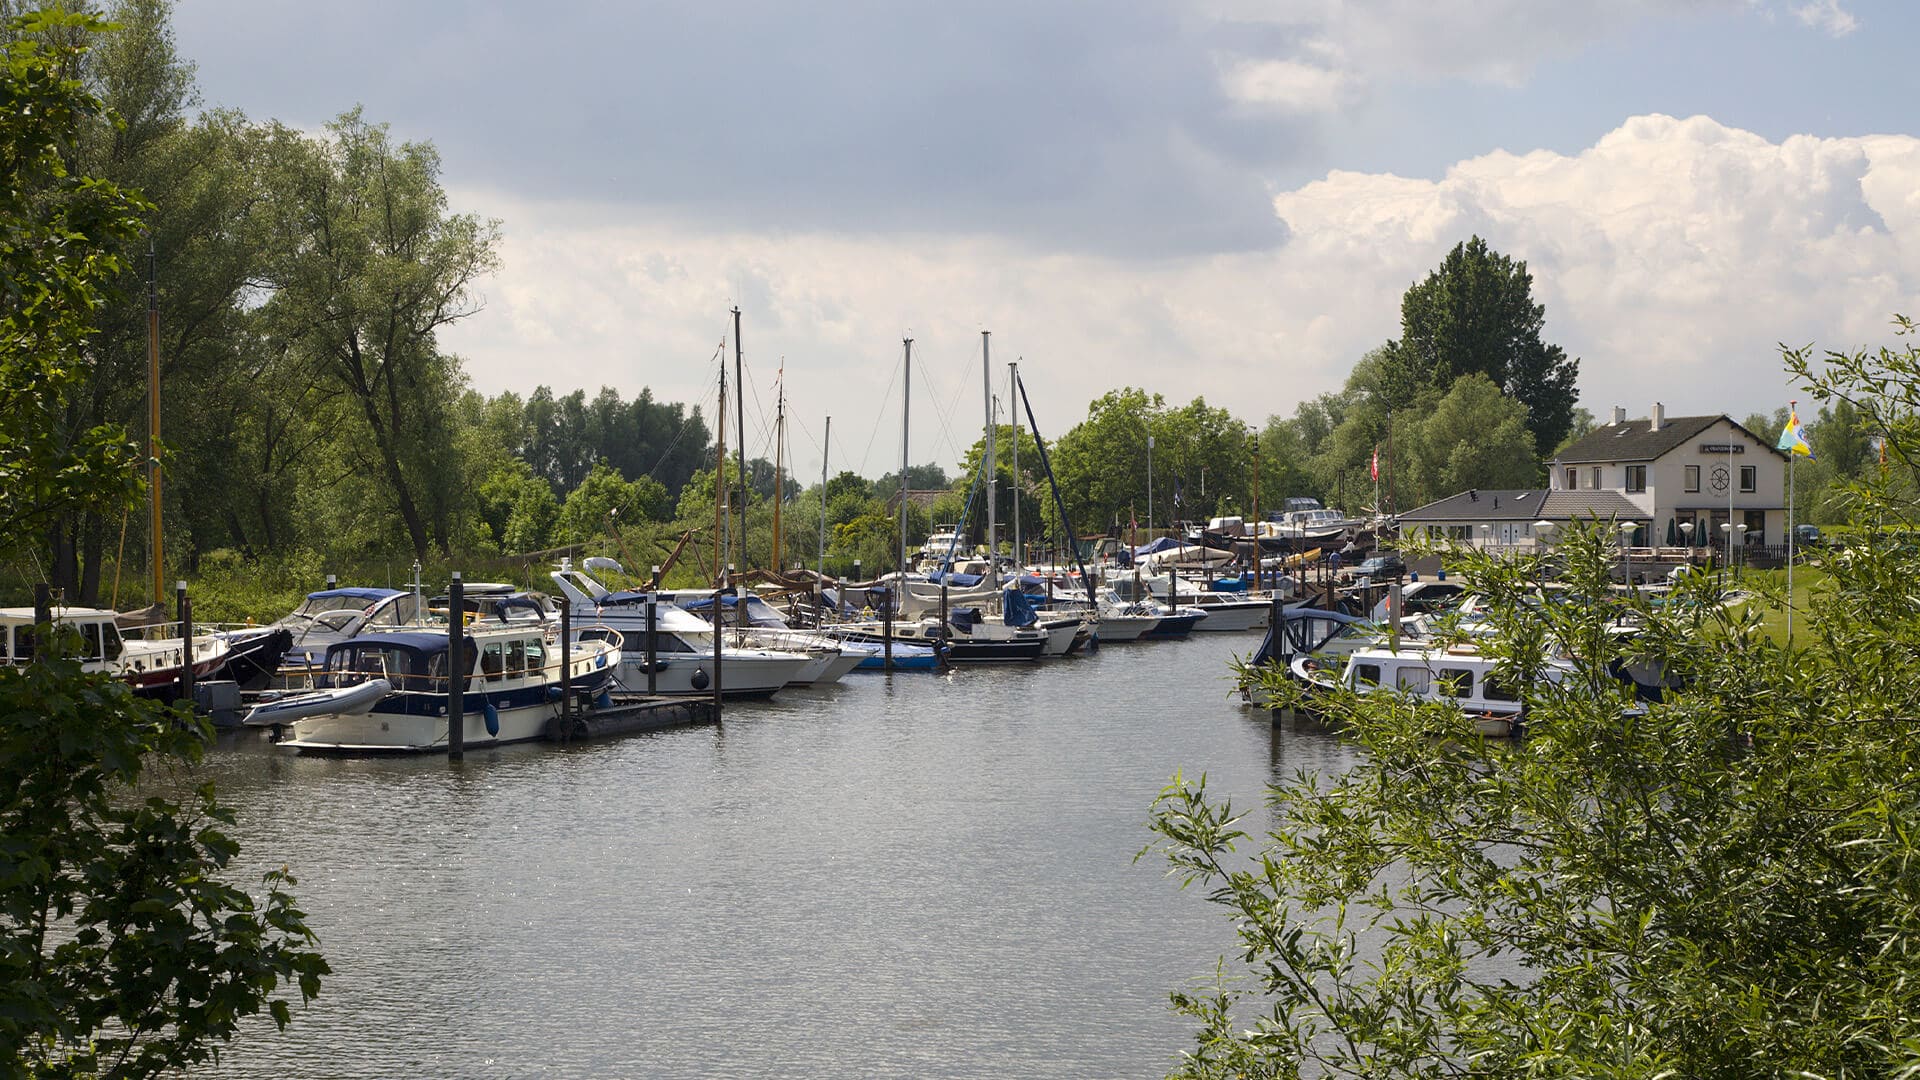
(1369, 445, 1380, 481)
(1776, 408, 1815, 459)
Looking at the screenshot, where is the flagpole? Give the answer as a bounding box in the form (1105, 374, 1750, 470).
(1786, 400, 1796, 649)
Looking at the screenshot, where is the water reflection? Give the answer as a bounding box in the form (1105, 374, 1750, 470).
(179, 634, 1356, 1079)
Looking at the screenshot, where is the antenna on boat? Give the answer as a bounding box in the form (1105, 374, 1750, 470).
(409, 560, 425, 623)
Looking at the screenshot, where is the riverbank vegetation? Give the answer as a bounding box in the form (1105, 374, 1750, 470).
(1149, 320, 1920, 1077)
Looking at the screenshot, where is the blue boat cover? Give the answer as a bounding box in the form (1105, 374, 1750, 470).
(1002, 588, 1039, 628)
(305, 587, 403, 602)
(949, 607, 980, 632)
(925, 570, 984, 587)
(1209, 577, 1248, 593)
(1131, 536, 1186, 557)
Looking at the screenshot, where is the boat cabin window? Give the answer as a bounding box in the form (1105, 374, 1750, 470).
(80, 622, 102, 660)
(525, 638, 547, 673)
(1396, 667, 1431, 693)
(424, 642, 477, 687)
(1351, 662, 1381, 687)
(1484, 677, 1519, 703)
(507, 638, 527, 677)
(368, 594, 422, 628)
(1436, 668, 1474, 698)
(327, 645, 418, 687)
(482, 642, 505, 681)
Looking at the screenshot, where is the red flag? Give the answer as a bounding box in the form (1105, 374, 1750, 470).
(1369, 445, 1380, 482)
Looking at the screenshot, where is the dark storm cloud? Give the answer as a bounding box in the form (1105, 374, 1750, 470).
(174, 0, 1304, 256)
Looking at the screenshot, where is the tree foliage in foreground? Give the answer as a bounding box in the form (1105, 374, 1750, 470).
(1148, 325, 1920, 1077)
(0, 15, 327, 1075)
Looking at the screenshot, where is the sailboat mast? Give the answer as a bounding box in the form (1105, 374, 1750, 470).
(715, 360, 728, 583)
(733, 306, 747, 569)
(772, 375, 784, 572)
(1010, 359, 1020, 568)
(819, 415, 830, 581)
(899, 337, 911, 575)
(982, 330, 995, 570)
(147, 240, 163, 605)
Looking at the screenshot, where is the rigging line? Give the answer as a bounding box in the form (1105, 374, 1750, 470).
(638, 364, 722, 483)
(854, 354, 901, 478)
(932, 343, 976, 465)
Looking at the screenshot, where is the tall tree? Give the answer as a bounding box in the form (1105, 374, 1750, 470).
(0, 16, 326, 1074)
(1384, 236, 1581, 453)
(258, 109, 499, 560)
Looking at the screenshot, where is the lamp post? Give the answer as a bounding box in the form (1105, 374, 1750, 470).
(1735, 523, 1748, 581)
(1480, 523, 1492, 550)
(1619, 520, 1639, 592)
(1719, 522, 1734, 593)
(1533, 519, 1556, 600)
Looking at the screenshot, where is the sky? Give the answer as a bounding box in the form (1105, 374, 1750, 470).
(172, 0, 1920, 483)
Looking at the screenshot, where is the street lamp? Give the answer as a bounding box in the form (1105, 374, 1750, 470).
(1719, 522, 1734, 592)
(1533, 519, 1556, 598)
(1735, 523, 1749, 580)
(1619, 520, 1638, 590)
(1480, 523, 1493, 549)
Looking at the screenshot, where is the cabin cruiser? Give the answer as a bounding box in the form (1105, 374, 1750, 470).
(243, 624, 619, 752)
(1108, 574, 1272, 632)
(549, 565, 812, 697)
(0, 605, 291, 702)
(670, 590, 864, 685)
(1289, 642, 1574, 737)
(1239, 606, 1390, 706)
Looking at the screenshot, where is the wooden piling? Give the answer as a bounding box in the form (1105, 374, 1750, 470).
(558, 579, 572, 734)
(448, 573, 464, 761)
(176, 581, 194, 707)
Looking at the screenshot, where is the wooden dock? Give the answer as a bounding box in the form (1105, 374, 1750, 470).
(543, 694, 716, 743)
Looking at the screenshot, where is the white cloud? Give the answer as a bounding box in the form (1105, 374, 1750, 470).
(1790, 0, 1859, 36)
(1220, 57, 1359, 114)
(442, 115, 1920, 477)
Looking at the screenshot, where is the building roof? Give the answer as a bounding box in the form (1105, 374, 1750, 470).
(1399, 488, 1647, 523)
(1554, 414, 1722, 464)
(1399, 489, 1550, 522)
(1554, 413, 1787, 465)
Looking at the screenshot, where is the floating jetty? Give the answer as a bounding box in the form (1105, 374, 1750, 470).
(543, 693, 716, 743)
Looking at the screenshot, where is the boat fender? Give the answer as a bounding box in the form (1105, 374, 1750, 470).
(546, 685, 563, 701)
(596, 690, 613, 709)
(483, 701, 500, 736)
(691, 667, 710, 691)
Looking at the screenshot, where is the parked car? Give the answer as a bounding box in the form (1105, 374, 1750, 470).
(1353, 553, 1405, 581)
(1794, 523, 1823, 547)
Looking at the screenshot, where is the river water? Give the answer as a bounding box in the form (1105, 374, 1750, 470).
(190, 632, 1360, 1079)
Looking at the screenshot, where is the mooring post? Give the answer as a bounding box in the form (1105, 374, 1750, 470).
(448, 573, 465, 761)
(646, 564, 660, 695)
(176, 580, 194, 707)
(711, 569, 724, 721)
(325, 572, 336, 591)
(882, 584, 893, 671)
(939, 578, 950, 671)
(558, 579, 572, 733)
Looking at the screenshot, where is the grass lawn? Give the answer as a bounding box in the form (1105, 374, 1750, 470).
(1739, 564, 1826, 649)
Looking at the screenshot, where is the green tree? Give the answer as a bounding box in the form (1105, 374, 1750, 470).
(257, 109, 500, 560)
(1148, 321, 1920, 1078)
(0, 9, 148, 567)
(557, 461, 670, 545)
(0, 16, 326, 1074)
(1400, 373, 1539, 505)
(1382, 236, 1581, 452)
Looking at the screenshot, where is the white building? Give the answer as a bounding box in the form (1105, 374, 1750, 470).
(1397, 405, 1786, 552)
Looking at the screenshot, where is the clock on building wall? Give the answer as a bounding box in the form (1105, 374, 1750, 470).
(1709, 463, 1731, 494)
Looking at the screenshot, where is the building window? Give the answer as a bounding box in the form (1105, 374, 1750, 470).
(1739, 465, 1756, 493)
(1590, 466, 1602, 489)
(1563, 467, 1576, 490)
(1625, 465, 1646, 493)
(1684, 465, 1699, 493)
